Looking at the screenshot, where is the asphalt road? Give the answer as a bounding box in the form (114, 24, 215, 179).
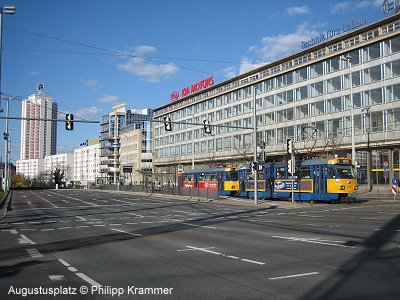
(1, 190, 400, 299)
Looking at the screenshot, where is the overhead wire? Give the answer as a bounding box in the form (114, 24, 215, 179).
(5, 26, 245, 79)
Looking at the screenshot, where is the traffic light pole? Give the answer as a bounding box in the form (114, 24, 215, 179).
(253, 86, 258, 205)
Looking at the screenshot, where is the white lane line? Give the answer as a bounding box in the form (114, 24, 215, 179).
(2, 229, 18, 234)
(181, 246, 265, 265)
(272, 236, 355, 249)
(240, 258, 265, 265)
(49, 275, 65, 281)
(30, 191, 58, 208)
(41, 228, 55, 231)
(58, 258, 71, 267)
(19, 234, 36, 245)
(57, 258, 101, 287)
(46, 191, 97, 207)
(110, 228, 142, 236)
(68, 267, 78, 272)
(269, 272, 319, 280)
(76, 273, 102, 287)
(181, 223, 217, 230)
(76, 216, 87, 221)
(26, 248, 44, 258)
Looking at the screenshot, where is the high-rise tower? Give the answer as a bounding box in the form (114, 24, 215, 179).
(20, 83, 57, 160)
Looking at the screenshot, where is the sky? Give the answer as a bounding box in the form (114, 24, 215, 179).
(0, 0, 388, 164)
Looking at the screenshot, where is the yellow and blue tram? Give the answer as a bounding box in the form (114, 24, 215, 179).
(181, 158, 358, 202)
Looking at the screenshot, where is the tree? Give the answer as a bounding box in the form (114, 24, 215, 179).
(53, 167, 65, 186)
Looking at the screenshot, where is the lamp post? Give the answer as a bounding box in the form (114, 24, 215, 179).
(0, 6, 15, 191)
(340, 54, 356, 166)
(0, 6, 15, 113)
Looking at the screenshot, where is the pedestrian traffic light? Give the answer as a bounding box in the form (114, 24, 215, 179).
(66, 113, 74, 130)
(287, 138, 293, 154)
(164, 116, 172, 131)
(203, 120, 211, 134)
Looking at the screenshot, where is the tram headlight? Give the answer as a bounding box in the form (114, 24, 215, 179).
(355, 185, 358, 190)
(340, 185, 345, 190)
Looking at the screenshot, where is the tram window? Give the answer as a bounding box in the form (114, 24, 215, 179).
(277, 167, 286, 179)
(297, 167, 311, 179)
(227, 172, 238, 181)
(335, 165, 355, 179)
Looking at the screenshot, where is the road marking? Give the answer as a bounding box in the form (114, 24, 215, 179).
(26, 248, 44, 258)
(268, 272, 319, 280)
(19, 234, 36, 245)
(41, 228, 55, 231)
(272, 236, 355, 248)
(181, 223, 218, 230)
(49, 275, 65, 281)
(57, 258, 101, 287)
(76, 216, 86, 221)
(240, 258, 265, 265)
(68, 267, 78, 272)
(2, 229, 18, 234)
(76, 272, 102, 287)
(110, 228, 142, 236)
(30, 191, 58, 208)
(179, 246, 265, 265)
(58, 258, 71, 267)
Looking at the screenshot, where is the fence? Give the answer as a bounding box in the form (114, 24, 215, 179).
(90, 184, 220, 201)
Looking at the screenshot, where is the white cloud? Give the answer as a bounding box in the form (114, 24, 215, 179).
(75, 106, 103, 118)
(331, 0, 380, 13)
(248, 22, 320, 62)
(97, 94, 119, 104)
(239, 57, 265, 75)
(117, 45, 179, 83)
(287, 6, 310, 15)
(84, 79, 100, 89)
(29, 70, 40, 76)
(219, 66, 237, 78)
(331, 2, 351, 13)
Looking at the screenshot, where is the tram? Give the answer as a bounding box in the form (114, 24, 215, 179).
(180, 158, 358, 202)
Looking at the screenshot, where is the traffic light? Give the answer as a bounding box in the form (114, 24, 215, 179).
(287, 138, 293, 154)
(251, 161, 258, 171)
(203, 120, 211, 134)
(288, 159, 295, 174)
(66, 113, 74, 131)
(164, 116, 172, 131)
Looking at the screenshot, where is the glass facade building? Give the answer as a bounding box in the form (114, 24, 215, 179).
(153, 14, 400, 187)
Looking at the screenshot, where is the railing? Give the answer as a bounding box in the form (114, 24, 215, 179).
(90, 184, 220, 201)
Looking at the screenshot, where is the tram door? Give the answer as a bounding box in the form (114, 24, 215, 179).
(314, 166, 327, 195)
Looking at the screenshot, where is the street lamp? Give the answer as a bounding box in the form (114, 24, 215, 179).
(0, 6, 15, 191)
(340, 54, 356, 166)
(0, 6, 16, 113)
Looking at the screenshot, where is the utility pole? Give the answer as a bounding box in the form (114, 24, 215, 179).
(253, 86, 258, 205)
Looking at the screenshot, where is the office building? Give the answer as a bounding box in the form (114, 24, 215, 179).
(98, 104, 153, 185)
(153, 14, 400, 187)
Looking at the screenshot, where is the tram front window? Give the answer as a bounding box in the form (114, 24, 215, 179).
(227, 172, 238, 181)
(334, 165, 355, 179)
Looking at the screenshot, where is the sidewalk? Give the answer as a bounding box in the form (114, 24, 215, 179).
(357, 184, 399, 199)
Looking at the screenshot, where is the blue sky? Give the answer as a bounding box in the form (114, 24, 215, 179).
(0, 0, 387, 164)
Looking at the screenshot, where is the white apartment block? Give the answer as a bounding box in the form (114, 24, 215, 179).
(74, 143, 101, 187)
(20, 87, 57, 160)
(16, 159, 45, 179)
(44, 153, 74, 182)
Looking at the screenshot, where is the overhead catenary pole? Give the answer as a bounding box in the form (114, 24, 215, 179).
(253, 86, 258, 205)
(3, 97, 8, 191)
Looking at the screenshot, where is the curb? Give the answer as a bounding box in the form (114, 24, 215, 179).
(0, 190, 13, 220)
